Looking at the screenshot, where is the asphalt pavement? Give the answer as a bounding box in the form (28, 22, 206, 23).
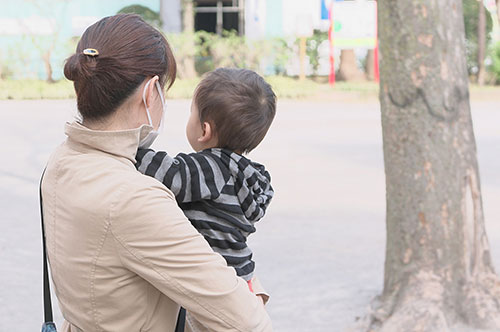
(1, 98, 499, 331)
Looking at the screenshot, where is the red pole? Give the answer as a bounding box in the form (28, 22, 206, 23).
(328, 1, 335, 85)
(374, 0, 380, 82)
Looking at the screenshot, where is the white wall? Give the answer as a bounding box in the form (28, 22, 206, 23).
(245, 0, 329, 40)
(245, 0, 267, 39)
(281, 0, 323, 37)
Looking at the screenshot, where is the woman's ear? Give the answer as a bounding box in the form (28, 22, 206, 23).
(198, 121, 214, 143)
(144, 76, 159, 109)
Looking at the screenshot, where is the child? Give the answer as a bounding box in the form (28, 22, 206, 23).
(135, 68, 276, 291)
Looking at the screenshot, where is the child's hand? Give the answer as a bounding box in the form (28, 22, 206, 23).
(256, 294, 267, 306)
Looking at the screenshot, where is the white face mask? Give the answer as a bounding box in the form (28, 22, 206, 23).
(139, 78, 166, 149)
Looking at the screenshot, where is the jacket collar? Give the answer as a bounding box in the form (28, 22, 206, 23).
(65, 121, 153, 163)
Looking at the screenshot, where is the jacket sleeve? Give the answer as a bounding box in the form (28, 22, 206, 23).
(109, 177, 272, 332)
(136, 148, 225, 203)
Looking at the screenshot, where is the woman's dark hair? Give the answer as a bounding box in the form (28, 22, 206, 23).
(64, 14, 176, 121)
(194, 68, 276, 154)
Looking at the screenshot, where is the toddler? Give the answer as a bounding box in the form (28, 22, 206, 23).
(136, 68, 276, 292)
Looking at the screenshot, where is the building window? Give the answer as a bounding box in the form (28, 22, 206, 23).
(194, 0, 244, 35)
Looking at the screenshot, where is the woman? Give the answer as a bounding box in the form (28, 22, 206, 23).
(41, 14, 271, 332)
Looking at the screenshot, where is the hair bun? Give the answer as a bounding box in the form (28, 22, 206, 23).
(64, 14, 176, 122)
(63, 53, 97, 82)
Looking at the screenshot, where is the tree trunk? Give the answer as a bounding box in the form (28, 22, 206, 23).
(42, 50, 54, 83)
(477, 0, 487, 85)
(182, 0, 194, 33)
(365, 49, 375, 81)
(338, 49, 365, 81)
(497, 0, 500, 26)
(367, 1, 500, 331)
(181, 0, 196, 79)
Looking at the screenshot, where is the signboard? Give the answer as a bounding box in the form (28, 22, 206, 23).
(327, 0, 379, 85)
(330, 0, 376, 49)
(321, 0, 330, 20)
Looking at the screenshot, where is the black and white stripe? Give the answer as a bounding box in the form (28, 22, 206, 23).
(136, 148, 273, 281)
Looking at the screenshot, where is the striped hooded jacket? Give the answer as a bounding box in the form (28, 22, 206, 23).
(136, 148, 274, 281)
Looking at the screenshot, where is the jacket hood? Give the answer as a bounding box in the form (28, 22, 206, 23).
(211, 148, 274, 222)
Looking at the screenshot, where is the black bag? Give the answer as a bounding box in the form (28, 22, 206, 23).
(39, 170, 186, 332)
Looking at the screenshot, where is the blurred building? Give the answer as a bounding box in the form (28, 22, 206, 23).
(0, 0, 331, 80)
(160, 0, 328, 38)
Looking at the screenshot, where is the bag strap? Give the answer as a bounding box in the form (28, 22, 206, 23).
(175, 307, 186, 332)
(39, 168, 54, 324)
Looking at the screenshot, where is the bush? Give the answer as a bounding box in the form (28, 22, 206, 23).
(117, 5, 161, 28)
(489, 42, 500, 84)
(463, 0, 493, 75)
(165, 32, 198, 79)
(167, 30, 284, 76)
(306, 30, 328, 76)
(194, 30, 272, 74)
(0, 53, 14, 80)
(270, 38, 293, 76)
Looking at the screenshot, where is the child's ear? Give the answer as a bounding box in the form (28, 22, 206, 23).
(198, 121, 214, 143)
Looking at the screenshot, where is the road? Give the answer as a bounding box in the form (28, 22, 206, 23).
(1, 99, 499, 331)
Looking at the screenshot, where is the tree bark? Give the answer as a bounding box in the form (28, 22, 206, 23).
(477, 0, 487, 85)
(42, 50, 54, 83)
(181, 0, 197, 79)
(497, 0, 500, 26)
(366, 1, 500, 331)
(338, 49, 366, 81)
(182, 0, 194, 33)
(365, 49, 375, 81)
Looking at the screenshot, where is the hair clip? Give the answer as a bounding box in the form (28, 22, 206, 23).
(83, 48, 99, 57)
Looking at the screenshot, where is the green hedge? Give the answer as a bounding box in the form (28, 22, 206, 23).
(2, 78, 499, 101)
(0, 80, 75, 100)
(0, 77, 378, 100)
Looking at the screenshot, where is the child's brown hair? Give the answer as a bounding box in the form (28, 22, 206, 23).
(194, 68, 277, 154)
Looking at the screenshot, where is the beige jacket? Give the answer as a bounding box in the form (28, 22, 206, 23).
(41, 122, 272, 332)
